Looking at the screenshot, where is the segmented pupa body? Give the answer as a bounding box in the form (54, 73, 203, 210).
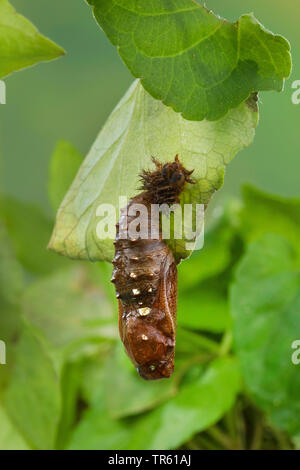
(111, 155, 194, 380)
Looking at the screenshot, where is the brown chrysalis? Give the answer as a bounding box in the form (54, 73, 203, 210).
(111, 155, 194, 380)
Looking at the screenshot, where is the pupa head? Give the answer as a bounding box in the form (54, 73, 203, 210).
(140, 154, 195, 205)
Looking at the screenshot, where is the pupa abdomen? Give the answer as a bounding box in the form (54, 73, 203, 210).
(112, 194, 177, 380)
(111, 156, 194, 380)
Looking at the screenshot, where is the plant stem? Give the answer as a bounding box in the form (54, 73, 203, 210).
(206, 425, 237, 450)
(250, 416, 263, 450)
(173, 353, 215, 387)
(195, 435, 223, 450)
(219, 329, 233, 356)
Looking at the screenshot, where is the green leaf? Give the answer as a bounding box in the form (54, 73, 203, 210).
(87, 0, 291, 121)
(231, 234, 300, 436)
(22, 265, 117, 354)
(0, 195, 68, 275)
(49, 141, 83, 212)
(0, 221, 23, 343)
(178, 288, 230, 333)
(55, 360, 83, 450)
(126, 357, 241, 449)
(4, 325, 61, 449)
(69, 357, 240, 450)
(0, 0, 65, 78)
(178, 207, 239, 291)
(241, 186, 300, 265)
(68, 393, 133, 450)
(0, 406, 29, 450)
(96, 261, 119, 305)
(176, 326, 219, 354)
(49, 80, 257, 262)
(293, 436, 300, 450)
(80, 354, 108, 406)
(104, 343, 177, 419)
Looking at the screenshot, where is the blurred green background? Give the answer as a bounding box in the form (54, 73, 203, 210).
(0, 0, 299, 451)
(0, 0, 299, 215)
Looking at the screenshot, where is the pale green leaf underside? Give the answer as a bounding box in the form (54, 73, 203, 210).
(87, 0, 291, 121)
(49, 140, 84, 212)
(0, 0, 65, 78)
(49, 80, 257, 262)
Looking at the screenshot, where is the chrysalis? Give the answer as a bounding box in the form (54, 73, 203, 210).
(111, 155, 194, 380)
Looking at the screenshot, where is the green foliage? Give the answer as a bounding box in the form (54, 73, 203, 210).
(0, 222, 23, 343)
(0, 0, 297, 452)
(231, 234, 300, 436)
(178, 207, 239, 290)
(55, 360, 84, 449)
(68, 393, 132, 450)
(1, 176, 300, 449)
(126, 357, 241, 450)
(69, 357, 241, 450)
(49, 80, 257, 263)
(0, 195, 68, 275)
(87, 0, 291, 121)
(0, 0, 64, 78)
(178, 288, 230, 332)
(0, 406, 29, 450)
(3, 325, 61, 450)
(22, 265, 117, 355)
(241, 186, 300, 263)
(103, 343, 178, 419)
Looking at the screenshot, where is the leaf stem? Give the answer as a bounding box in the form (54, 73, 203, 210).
(206, 425, 237, 450)
(219, 329, 233, 356)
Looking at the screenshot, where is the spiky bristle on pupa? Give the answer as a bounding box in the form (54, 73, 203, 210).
(139, 154, 195, 205)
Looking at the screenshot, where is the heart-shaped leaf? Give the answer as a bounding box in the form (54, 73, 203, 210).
(49, 80, 257, 263)
(87, 0, 291, 121)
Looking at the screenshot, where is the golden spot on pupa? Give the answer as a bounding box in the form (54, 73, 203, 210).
(138, 307, 151, 316)
(130, 272, 137, 279)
